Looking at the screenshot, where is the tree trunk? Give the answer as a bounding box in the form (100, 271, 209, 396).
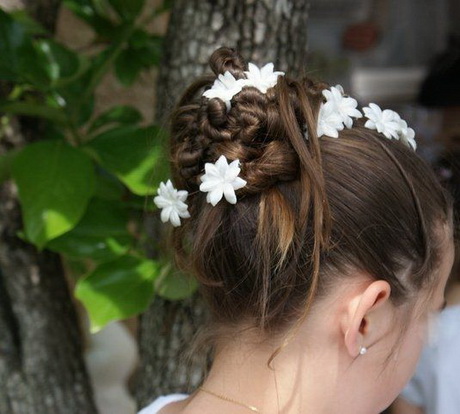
(137, 0, 310, 406)
(155, 0, 309, 124)
(0, 2, 98, 413)
(0, 183, 98, 414)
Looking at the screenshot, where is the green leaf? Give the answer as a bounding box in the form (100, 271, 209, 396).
(155, 263, 198, 301)
(9, 10, 47, 36)
(107, 0, 145, 20)
(0, 10, 50, 86)
(0, 9, 62, 85)
(47, 198, 132, 261)
(63, 0, 117, 37)
(0, 9, 32, 81)
(12, 140, 95, 248)
(71, 46, 118, 116)
(53, 67, 95, 125)
(62, 256, 91, 280)
(34, 39, 82, 84)
(130, 28, 150, 48)
(131, 34, 162, 66)
(63, 0, 96, 25)
(93, 169, 125, 200)
(88, 105, 142, 133)
(114, 47, 144, 86)
(0, 101, 67, 123)
(19, 43, 51, 87)
(75, 255, 159, 332)
(85, 125, 169, 195)
(123, 194, 156, 212)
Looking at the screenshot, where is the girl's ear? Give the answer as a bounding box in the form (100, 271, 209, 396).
(341, 280, 392, 358)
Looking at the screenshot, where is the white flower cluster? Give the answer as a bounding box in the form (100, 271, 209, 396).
(155, 60, 283, 226)
(363, 103, 416, 150)
(314, 85, 417, 150)
(203, 62, 285, 109)
(154, 78, 418, 227)
(154, 156, 247, 226)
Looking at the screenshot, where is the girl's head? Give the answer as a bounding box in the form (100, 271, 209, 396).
(159, 47, 454, 412)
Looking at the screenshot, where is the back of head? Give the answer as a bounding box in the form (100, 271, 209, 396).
(164, 47, 451, 339)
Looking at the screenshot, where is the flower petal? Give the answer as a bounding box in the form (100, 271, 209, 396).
(168, 210, 179, 227)
(223, 183, 237, 204)
(160, 206, 171, 223)
(208, 188, 224, 206)
(232, 177, 247, 190)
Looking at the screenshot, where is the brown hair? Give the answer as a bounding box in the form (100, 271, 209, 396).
(168, 47, 451, 339)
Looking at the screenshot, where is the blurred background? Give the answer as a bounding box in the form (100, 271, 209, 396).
(0, 1, 458, 413)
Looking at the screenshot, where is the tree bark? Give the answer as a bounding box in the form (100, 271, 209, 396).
(0, 2, 98, 413)
(0, 183, 98, 414)
(137, 0, 310, 406)
(155, 0, 310, 124)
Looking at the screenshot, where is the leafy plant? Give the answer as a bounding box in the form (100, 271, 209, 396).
(0, 1, 196, 332)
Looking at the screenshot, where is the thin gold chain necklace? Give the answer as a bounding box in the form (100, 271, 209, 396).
(198, 386, 261, 413)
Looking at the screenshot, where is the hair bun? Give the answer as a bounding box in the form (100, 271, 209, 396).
(209, 47, 246, 78)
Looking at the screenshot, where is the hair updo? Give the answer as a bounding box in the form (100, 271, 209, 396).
(167, 47, 451, 336)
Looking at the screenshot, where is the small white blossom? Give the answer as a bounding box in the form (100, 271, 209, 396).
(317, 101, 344, 138)
(199, 155, 247, 206)
(154, 180, 190, 227)
(363, 103, 401, 139)
(243, 62, 285, 93)
(203, 71, 243, 108)
(322, 85, 362, 128)
(398, 119, 417, 150)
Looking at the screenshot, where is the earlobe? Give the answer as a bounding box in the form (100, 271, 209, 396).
(342, 280, 392, 358)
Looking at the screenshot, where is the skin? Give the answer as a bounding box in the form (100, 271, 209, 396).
(160, 228, 454, 414)
(390, 281, 460, 414)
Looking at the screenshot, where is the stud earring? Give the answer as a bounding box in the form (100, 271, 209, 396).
(359, 346, 368, 355)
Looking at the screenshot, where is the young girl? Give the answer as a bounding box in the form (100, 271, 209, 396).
(140, 47, 454, 414)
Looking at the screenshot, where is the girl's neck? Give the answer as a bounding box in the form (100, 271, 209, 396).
(195, 336, 335, 414)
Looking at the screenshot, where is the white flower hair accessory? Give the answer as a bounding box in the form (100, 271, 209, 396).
(203, 71, 244, 110)
(363, 103, 401, 139)
(363, 103, 417, 149)
(316, 101, 344, 138)
(202, 62, 284, 109)
(199, 155, 247, 206)
(312, 85, 417, 150)
(315, 84, 362, 139)
(243, 62, 285, 93)
(154, 180, 190, 227)
(323, 85, 362, 128)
